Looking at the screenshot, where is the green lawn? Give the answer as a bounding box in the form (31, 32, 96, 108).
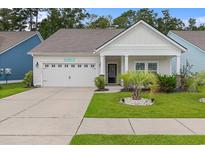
(0, 82, 32, 99)
(70, 134, 205, 145)
(85, 87, 205, 118)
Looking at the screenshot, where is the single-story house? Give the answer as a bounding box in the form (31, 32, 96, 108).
(168, 31, 205, 73)
(0, 31, 43, 82)
(31, 20, 186, 87)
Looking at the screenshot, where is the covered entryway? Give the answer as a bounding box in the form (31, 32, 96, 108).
(42, 63, 97, 87)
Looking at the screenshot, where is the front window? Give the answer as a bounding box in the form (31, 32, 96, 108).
(135, 61, 158, 73)
(136, 63, 145, 71)
(148, 63, 158, 73)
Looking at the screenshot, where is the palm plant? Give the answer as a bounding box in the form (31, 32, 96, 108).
(120, 71, 158, 100)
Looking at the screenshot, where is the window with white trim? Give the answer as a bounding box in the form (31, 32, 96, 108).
(136, 63, 145, 71)
(148, 63, 158, 73)
(135, 61, 158, 73)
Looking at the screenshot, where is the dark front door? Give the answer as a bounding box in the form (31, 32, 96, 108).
(108, 64, 117, 83)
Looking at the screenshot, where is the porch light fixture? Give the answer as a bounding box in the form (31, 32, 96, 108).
(36, 62, 39, 68)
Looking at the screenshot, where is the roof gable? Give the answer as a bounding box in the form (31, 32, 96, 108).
(0, 31, 42, 55)
(169, 31, 205, 52)
(95, 20, 186, 53)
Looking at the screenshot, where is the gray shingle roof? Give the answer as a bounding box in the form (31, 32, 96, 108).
(171, 30, 205, 51)
(31, 29, 124, 54)
(0, 31, 38, 54)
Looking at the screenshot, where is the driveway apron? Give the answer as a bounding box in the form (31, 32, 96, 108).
(0, 87, 94, 145)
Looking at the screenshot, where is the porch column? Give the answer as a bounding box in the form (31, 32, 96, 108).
(100, 55, 105, 75)
(124, 55, 129, 72)
(121, 56, 124, 74)
(176, 55, 180, 75)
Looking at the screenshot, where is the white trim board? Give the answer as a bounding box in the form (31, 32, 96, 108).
(0, 80, 23, 84)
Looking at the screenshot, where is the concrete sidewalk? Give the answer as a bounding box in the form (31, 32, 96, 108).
(77, 118, 205, 135)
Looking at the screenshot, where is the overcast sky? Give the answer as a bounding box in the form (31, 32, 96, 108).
(39, 8, 205, 26)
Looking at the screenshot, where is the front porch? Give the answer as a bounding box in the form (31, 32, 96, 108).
(100, 55, 181, 85)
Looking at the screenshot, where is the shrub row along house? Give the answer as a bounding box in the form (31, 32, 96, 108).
(1, 20, 205, 87)
(0, 32, 42, 83)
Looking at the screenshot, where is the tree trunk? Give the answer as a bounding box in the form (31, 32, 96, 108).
(132, 87, 141, 100)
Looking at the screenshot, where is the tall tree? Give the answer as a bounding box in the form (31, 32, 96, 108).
(23, 8, 41, 31)
(39, 8, 88, 39)
(87, 15, 112, 28)
(187, 18, 197, 30)
(38, 8, 62, 39)
(113, 10, 136, 28)
(157, 9, 185, 34)
(10, 8, 28, 31)
(61, 8, 88, 28)
(135, 8, 158, 27)
(0, 8, 12, 31)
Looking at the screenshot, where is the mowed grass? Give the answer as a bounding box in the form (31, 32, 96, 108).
(70, 134, 205, 145)
(85, 87, 205, 118)
(0, 82, 32, 99)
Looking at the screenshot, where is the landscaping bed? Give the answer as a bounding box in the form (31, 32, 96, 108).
(84, 87, 205, 118)
(0, 82, 32, 99)
(70, 134, 205, 145)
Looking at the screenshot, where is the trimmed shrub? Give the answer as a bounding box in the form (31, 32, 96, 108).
(158, 74, 176, 93)
(186, 71, 205, 92)
(23, 71, 33, 88)
(95, 75, 105, 90)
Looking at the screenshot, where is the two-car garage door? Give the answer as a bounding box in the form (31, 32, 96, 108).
(42, 63, 97, 87)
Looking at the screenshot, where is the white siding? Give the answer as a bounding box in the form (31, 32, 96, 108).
(128, 56, 172, 75)
(99, 23, 181, 56)
(33, 55, 100, 87)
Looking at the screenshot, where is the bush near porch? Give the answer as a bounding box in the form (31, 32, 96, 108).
(84, 86, 205, 118)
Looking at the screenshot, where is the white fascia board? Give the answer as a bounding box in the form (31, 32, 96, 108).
(0, 33, 43, 55)
(94, 20, 187, 54)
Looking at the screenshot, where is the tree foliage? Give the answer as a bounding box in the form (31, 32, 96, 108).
(39, 8, 88, 39)
(87, 15, 112, 28)
(0, 8, 204, 38)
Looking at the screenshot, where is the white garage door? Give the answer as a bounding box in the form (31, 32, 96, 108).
(42, 63, 97, 87)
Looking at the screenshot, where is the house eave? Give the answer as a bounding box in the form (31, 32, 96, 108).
(0, 32, 43, 55)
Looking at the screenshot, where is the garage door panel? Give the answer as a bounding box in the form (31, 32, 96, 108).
(42, 63, 97, 87)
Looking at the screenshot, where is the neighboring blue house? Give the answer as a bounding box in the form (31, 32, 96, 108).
(168, 31, 205, 73)
(0, 32, 43, 82)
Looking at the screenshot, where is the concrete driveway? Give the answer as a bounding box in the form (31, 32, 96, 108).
(0, 87, 94, 145)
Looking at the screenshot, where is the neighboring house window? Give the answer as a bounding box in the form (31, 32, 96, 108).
(135, 61, 158, 73)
